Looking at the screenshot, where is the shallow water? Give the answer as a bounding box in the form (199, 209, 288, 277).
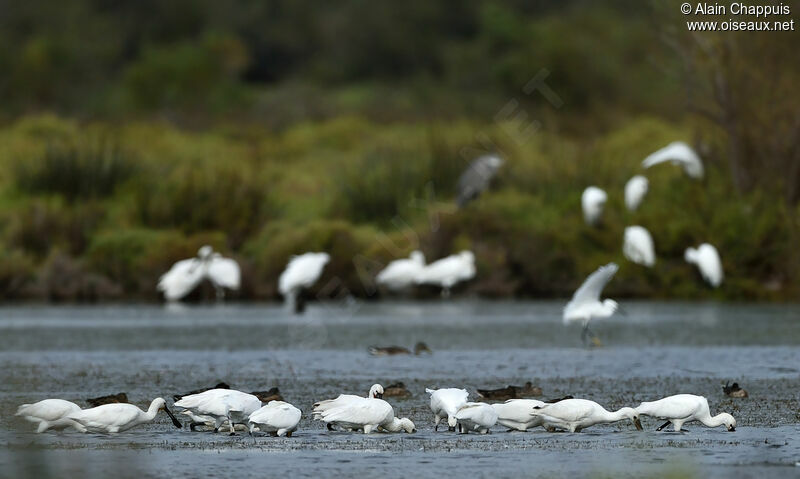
(1, 301, 799, 478)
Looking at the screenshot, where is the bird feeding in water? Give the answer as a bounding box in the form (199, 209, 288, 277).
(624, 175, 649, 211)
(723, 382, 748, 398)
(531, 398, 643, 433)
(66, 398, 182, 433)
(86, 392, 128, 407)
(368, 342, 431, 356)
(247, 401, 302, 438)
(581, 186, 607, 226)
(278, 252, 331, 313)
(563, 263, 621, 347)
(16, 399, 83, 433)
(157, 245, 240, 301)
(174, 388, 262, 434)
(375, 250, 426, 292)
(426, 387, 469, 431)
(457, 154, 504, 207)
(414, 251, 476, 297)
(685, 243, 723, 288)
(642, 141, 704, 179)
(623, 226, 656, 267)
(635, 394, 736, 432)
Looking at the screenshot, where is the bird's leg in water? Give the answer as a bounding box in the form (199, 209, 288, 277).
(656, 421, 671, 431)
(441, 288, 451, 299)
(326, 423, 334, 431)
(581, 324, 590, 347)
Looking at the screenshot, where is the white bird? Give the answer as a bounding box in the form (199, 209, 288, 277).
(174, 389, 261, 434)
(457, 154, 504, 207)
(563, 263, 620, 346)
(685, 243, 723, 287)
(425, 387, 469, 431)
(313, 385, 414, 434)
(16, 399, 82, 433)
(623, 226, 656, 267)
(66, 398, 182, 433)
(455, 402, 498, 434)
(581, 186, 607, 226)
(530, 398, 643, 433)
(642, 141, 704, 179)
(157, 245, 240, 301)
(636, 394, 736, 432)
(414, 251, 475, 297)
(492, 399, 547, 431)
(278, 252, 331, 313)
(312, 384, 384, 430)
(624, 175, 649, 211)
(375, 250, 426, 291)
(247, 401, 302, 437)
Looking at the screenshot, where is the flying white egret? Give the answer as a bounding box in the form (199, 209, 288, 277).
(457, 154, 504, 207)
(455, 402, 498, 434)
(157, 245, 240, 301)
(16, 399, 83, 433)
(174, 389, 261, 434)
(66, 398, 182, 433)
(642, 141, 704, 179)
(278, 252, 331, 313)
(414, 250, 476, 297)
(247, 401, 302, 437)
(531, 398, 643, 433)
(624, 175, 649, 211)
(563, 263, 620, 346)
(581, 186, 607, 226)
(636, 394, 736, 432)
(685, 243, 723, 288)
(426, 387, 469, 431)
(375, 250, 426, 291)
(623, 226, 656, 267)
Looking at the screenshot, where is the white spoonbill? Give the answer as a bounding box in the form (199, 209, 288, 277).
(16, 399, 82, 433)
(455, 402, 498, 434)
(247, 401, 302, 437)
(414, 251, 475, 297)
(279, 252, 330, 313)
(685, 243, 723, 287)
(624, 175, 649, 211)
(623, 226, 656, 267)
(375, 250, 426, 291)
(312, 384, 385, 430)
(563, 263, 620, 346)
(531, 398, 643, 433)
(425, 387, 469, 431)
(581, 186, 607, 226)
(174, 389, 261, 434)
(314, 396, 415, 433)
(157, 245, 240, 301)
(492, 399, 547, 431)
(457, 154, 504, 207)
(636, 394, 736, 432)
(66, 398, 182, 433)
(642, 141, 704, 179)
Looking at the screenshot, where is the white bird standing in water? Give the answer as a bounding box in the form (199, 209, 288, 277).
(492, 399, 548, 432)
(457, 154, 504, 207)
(636, 394, 736, 432)
(623, 226, 656, 267)
(278, 252, 331, 313)
(157, 245, 240, 301)
(247, 401, 302, 437)
(174, 389, 261, 434)
(16, 399, 82, 432)
(563, 263, 620, 346)
(624, 175, 649, 211)
(581, 187, 607, 226)
(685, 243, 723, 287)
(642, 141, 704, 179)
(426, 387, 469, 431)
(531, 398, 643, 433)
(414, 251, 475, 297)
(375, 250, 426, 291)
(313, 384, 414, 433)
(455, 402, 498, 434)
(66, 398, 182, 433)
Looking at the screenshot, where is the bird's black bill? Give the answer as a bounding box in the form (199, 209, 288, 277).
(633, 418, 643, 431)
(728, 426, 736, 432)
(375, 393, 383, 399)
(164, 406, 182, 428)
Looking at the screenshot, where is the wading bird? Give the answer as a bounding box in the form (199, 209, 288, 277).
(492, 399, 547, 432)
(455, 402, 498, 434)
(636, 394, 736, 432)
(279, 252, 331, 313)
(174, 389, 261, 434)
(457, 154, 504, 207)
(414, 251, 476, 297)
(16, 399, 82, 433)
(426, 387, 469, 431)
(476, 382, 542, 401)
(67, 398, 182, 433)
(247, 401, 302, 437)
(563, 263, 620, 347)
(312, 384, 385, 430)
(642, 141, 704, 179)
(581, 186, 607, 226)
(157, 246, 240, 301)
(624, 175, 649, 211)
(623, 226, 656, 267)
(375, 250, 426, 291)
(313, 384, 414, 433)
(368, 342, 431, 356)
(685, 243, 723, 287)
(86, 392, 128, 407)
(531, 398, 643, 433)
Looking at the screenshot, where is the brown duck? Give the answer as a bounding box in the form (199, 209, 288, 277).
(86, 392, 129, 407)
(251, 387, 284, 402)
(476, 382, 543, 401)
(369, 342, 432, 356)
(723, 381, 748, 398)
(173, 382, 231, 402)
(383, 382, 411, 398)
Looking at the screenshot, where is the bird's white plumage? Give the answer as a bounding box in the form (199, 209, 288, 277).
(492, 399, 547, 431)
(581, 186, 607, 226)
(207, 254, 241, 290)
(414, 251, 475, 295)
(278, 252, 330, 307)
(157, 246, 240, 300)
(174, 389, 261, 433)
(426, 387, 469, 429)
(16, 399, 82, 433)
(624, 175, 649, 211)
(248, 401, 302, 436)
(376, 250, 426, 291)
(642, 141, 704, 179)
(530, 398, 641, 433)
(563, 263, 619, 325)
(636, 394, 736, 431)
(457, 155, 504, 207)
(455, 402, 498, 434)
(623, 226, 656, 267)
(67, 398, 179, 433)
(312, 384, 385, 419)
(685, 243, 723, 287)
